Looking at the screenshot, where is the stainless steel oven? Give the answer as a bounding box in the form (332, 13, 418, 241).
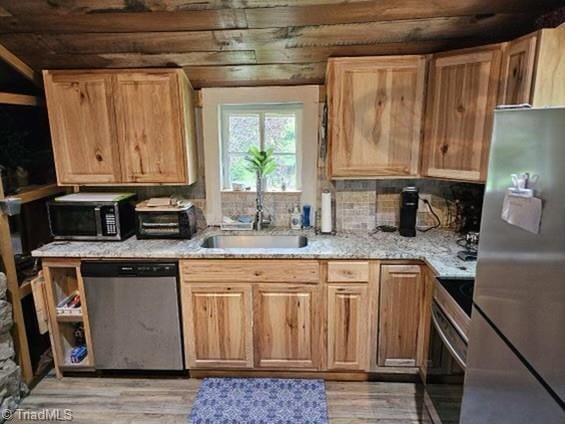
(47, 193, 136, 241)
(432, 277, 473, 370)
(424, 277, 473, 422)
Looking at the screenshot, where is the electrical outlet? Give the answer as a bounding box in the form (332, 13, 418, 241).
(418, 193, 432, 210)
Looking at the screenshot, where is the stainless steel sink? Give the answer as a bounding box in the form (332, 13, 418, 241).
(201, 235, 308, 249)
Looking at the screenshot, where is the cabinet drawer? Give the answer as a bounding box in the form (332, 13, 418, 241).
(181, 260, 320, 283)
(327, 262, 369, 282)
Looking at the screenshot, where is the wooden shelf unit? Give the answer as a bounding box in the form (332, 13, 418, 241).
(42, 259, 95, 376)
(55, 314, 83, 323)
(0, 40, 47, 385)
(0, 92, 41, 107)
(5, 183, 64, 205)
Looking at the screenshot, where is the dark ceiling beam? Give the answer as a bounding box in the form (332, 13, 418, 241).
(0, 14, 533, 57)
(0, 0, 560, 33)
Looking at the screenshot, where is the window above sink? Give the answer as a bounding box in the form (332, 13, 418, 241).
(220, 103, 302, 193)
(202, 86, 320, 226)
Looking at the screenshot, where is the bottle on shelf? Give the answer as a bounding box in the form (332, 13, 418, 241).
(290, 204, 302, 230)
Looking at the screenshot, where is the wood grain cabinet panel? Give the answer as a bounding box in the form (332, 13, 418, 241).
(327, 56, 426, 178)
(422, 45, 502, 182)
(182, 284, 253, 369)
(43, 72, 121, 184)
(43, 69, 197, 186)
(531, 28, 565, 107)
(416, 266, 434, 382)
(327, 284, 369, 370)
(327, 261, 369, 283)
(114, 71, 187, 183)
(378, 264, 423, 367)
(498, 33, 537, 105)
(182, 260, 320, 284)
(254, 284, 321, 369)
(498, 28, 565, 108)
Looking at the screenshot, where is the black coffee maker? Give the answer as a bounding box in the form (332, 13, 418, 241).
(399, 186, 419, 237)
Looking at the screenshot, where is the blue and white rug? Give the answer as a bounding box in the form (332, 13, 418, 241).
(188, 378, 329, 424)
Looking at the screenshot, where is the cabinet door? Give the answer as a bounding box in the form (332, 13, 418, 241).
(416, 267, 434, 382)
(43, 71, 121, 184)
(499, 34, 537, 105)
(115, 71, 187, 183)
(327, 284, 369, 370)
(423, 46, 502, 182)
(531, 27, 565, 107)
(182, 284, 253, 368)
(254, 284, 321, 369)
(327, 56, 426, 178)
(378, 265, 422, 367)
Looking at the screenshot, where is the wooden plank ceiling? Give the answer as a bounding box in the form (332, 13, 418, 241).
(0, 0, 560, 88)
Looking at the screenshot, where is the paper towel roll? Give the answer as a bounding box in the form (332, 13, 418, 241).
(321, 191, 332, 233)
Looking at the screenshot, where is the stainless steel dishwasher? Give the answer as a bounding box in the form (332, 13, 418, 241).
(81, 261, 184, 370)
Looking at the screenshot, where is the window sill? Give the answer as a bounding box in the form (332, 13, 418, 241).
(221, 189, 302, 194)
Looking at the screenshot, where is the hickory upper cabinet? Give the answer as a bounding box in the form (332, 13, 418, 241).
(499, 28, 565, 107)
(422, 45, 502, 182)
(326, 56, 427, 178)
(43, 72, 121, 184)
(43, 69, 198, 186)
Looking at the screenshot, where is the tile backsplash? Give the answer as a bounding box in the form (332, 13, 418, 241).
(83, 108, 484, 234)
(221, 191, 301, 228)
(334, 179, 462, 232)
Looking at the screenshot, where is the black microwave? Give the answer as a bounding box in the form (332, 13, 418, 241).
(47, 193, 136, 241)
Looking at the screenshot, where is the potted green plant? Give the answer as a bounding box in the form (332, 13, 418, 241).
(245, 146, 277, 229)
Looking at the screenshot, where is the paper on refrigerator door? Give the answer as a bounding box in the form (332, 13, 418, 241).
(501, 194, 542, 234)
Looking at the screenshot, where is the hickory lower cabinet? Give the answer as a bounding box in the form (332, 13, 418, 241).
(254, 284, 322, 369)
(180, 259, 322, 371)
(377, 264, 425, 368)
(180, 259, 431, 378)
(182, 283, 254, 368)
(326, 261, 373, 371)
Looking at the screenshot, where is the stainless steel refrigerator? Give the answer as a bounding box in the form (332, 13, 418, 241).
(461, 108, 565, 423)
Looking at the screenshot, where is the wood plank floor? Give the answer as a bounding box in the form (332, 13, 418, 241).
(12, 373, 461, 423)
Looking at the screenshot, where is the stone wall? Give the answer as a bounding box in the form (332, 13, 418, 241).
(0, 273, 25, 421)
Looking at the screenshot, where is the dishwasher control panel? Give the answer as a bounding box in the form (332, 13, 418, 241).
(81, 262, 178, 278)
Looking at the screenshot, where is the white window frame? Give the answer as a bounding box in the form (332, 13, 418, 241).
(202, 86, 320, 226)
(220, 103, 303, 192)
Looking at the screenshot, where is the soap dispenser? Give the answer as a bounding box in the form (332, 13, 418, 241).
(290, 204, 302, 230)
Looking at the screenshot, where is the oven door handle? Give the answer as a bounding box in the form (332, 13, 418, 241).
(432, 304, 467, 370)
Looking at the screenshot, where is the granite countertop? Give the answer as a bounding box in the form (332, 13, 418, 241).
(32, 227, 476, 278)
